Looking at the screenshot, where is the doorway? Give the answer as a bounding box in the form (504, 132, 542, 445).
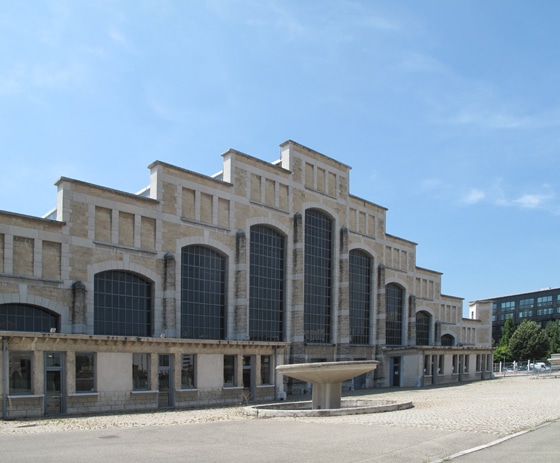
(390, 356, 401, 387)
(158, 354, 173, 408)
(45, 352, 65, 415)
(242, 355, 254, 402)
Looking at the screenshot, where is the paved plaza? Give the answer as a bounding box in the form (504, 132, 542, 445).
(1, 374, 559, 462)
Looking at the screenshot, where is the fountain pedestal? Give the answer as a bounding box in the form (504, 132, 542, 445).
(277, 360, 378, 409)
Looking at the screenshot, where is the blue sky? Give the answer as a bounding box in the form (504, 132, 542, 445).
(2, 1, 559, 313)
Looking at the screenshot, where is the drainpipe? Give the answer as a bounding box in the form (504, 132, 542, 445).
(2, 337, 8, 420)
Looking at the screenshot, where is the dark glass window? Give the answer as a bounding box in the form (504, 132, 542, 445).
(304, 209, 332, 343)
(249, 225, 285, 341)
(181, 245, 226, 340)
(261, 355, 272, 385)
(9, 351, 32, 395)
(0, 304, 58, 332)
(94, 271, 152, 337)
(441, 334, 455, 346)
(75, 353, 95, 393)
(224, 355, 236, 386)
(349, 250, 372, 345)
(386, 283, 403, 345)
(132, 353, 150, 390)
(416, 311, 430, 346)
(181, 354, 196, 389)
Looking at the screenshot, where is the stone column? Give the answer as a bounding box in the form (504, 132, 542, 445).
(233, 230, 248, 340)
(72, 280, 87, 334)
(290, 213, 305, 363)
(162, 252, 176, 337)
(337, 226, 350, 360)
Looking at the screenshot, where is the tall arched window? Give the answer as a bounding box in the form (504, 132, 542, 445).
(94, 270, 152, 336)
(181, 245, 226, 340)
(304, 209, 333, 344)
(416, 311, 431, 346)
(349, 250, 372, 345)
(249, 225, 285, 341)
(0, 304, 58, 332)
(386, 283, 404, 345)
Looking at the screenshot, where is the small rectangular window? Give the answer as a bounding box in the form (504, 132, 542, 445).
(464, 355, 470, 373)
(261, 355, 272, 385)
(181, 354, 196, 389)
(423, 355, 431, 376)
(452, 355, 458, 374)
(76, 353, 96, 393)
(224, 355, 236, 387)
(9, 351, 32, 395)
(133, 353, 150, 390)
(438, 355, 444, 375)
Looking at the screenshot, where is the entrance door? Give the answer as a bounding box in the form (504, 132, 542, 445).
(391, 356, 401, 387)
(158, 354, 173, 408)
(242, 355, 254, 402)
(45, 352, 65, 415)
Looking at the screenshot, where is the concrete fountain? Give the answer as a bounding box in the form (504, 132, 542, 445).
(245, 360, 413, 418)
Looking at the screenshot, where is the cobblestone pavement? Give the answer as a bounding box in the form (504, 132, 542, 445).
(2, 374, 559, 437)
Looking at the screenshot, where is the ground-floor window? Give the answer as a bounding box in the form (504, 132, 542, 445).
(181, 354, 196, 388)
(224, 355, 236, 387)
(423, 355, 431, 376)
(464, 355, 470, 373)
(438, 355, 444, 375)
(476, 354, 482, 372)
(452, 355, 458, 374)
(75, 353, 96, 393)
(9, 351, 32, 395)
(261, 355, 272, 384)
(132, 353, 150, 390)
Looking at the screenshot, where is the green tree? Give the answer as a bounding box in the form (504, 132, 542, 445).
(494, 344, 513, 363)
(509, 320, 549, 362)
(543, 321, 560, 357)
(499, 318, 516, 347)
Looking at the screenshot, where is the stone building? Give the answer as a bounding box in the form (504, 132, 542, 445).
(0, 140, 493, 418)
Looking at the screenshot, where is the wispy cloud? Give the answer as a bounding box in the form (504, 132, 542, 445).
(463, 188, 486, 205)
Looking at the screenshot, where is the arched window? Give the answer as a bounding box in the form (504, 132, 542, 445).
(386, 283, 404, 345)
(249, 225, 285, 341)
(181, 245, 226, 340)
(441, 334, 455, 346)
(94, 270, 152, 336)
(304, 209, 333, 343)
(416, 311, 431, 346)
(349, 250, 372, 345)
(0, 304, 58, 332)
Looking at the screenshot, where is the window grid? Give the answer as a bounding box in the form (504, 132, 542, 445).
(349, 250, 372, 345)
(304, 210, 332, 344)
(249, 225, 285, 341)
(132, 353, 150, 390)
(181, 354, 196, 389)
(416, 311, 430, 346)
(94, 271, 152, 337)
(181, 246, 226, 340)
(75, 353, 95, 393)
(0, 304, 58, 332)
(386, 284, 403, 345)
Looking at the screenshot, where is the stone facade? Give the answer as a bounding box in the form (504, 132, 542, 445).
(0, 140, 493, 418)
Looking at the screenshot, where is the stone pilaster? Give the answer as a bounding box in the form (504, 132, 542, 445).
(290, 212, 305, 363)
(233, 230, 247, 340)
(162, 252, 176, 337)
(408, 295, 416, 346)
(71, 280, 86, 334)
(337, 226, 350, 359)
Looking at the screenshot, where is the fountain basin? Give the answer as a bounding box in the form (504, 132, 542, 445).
(277, 360, 378, 410)
(245, 398, 413, 418)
